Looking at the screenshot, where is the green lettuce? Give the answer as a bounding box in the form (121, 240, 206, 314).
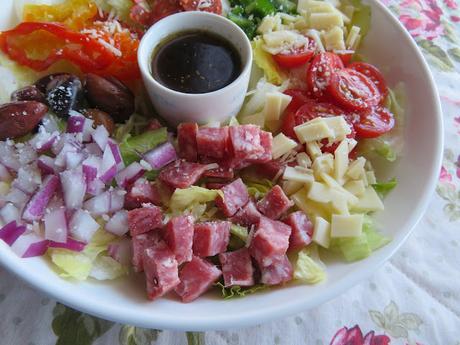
(363, 216, 391, 251)
(252, 37, 285, 85)
(169, 186, 223, 212)
(293, 245, 326, 284)
(372, 178, 397, 198)
(246, 179, 274, 198)
(228, 224, 249, 250)
(119, 127, 168, 165)
(215, 282, 267, 299)
(345, 0, 371, 39)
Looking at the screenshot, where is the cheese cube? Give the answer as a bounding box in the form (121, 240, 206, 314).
(334, 140, 349, 184)
(330, 190, 350, 215)
(366, 170, 377, 185)
(292, 187, 330, 220)
(264, 92, 292, 122)
(283, 166, 315, 183)
(312, 216, 331, 248)
(344, 180, 366, 197)
(321, 117, 352, 141)
(346, 25, 361, 50)
(305, 29, 325, 52)
(296, 152, 312, 168)
(294, 119, 333, 143)
(347, 138, 358, 153)
(309, 12, 344, 31)
(312, 153, 334, 178)
(324, 26, 346, 51)
(282, 180, 304, 196)
(306, 141, 322, 160)
(272, 133, 298, 159)
(346, 157, 366, 180)
(319, 173, 359, 204)
(240, 112, 265, 127)
(331, 214, 363, 238)
(257, 15, 282, 34)
(351, 187, 384, 212)
(308, 182, 333, 203)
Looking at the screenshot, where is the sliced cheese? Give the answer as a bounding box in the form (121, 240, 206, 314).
(263, 30, 309, 55)
(257, 15, 282, 34)
(351, 187, 384, 212)
(347, 138, 358, 153)
(312, 153, 334, 178)
(322, 116, 352, 141)
(334, 139, 349, 184)
(346, 157, 366, 180)
(346, 25, 361, 50)
(294, 119, 333, 143)
(366, 170, 377, 185)
(305, 29, 325, 52)
(330, 214, 363, 238)
(272, 133, 298, 159)
(324, 26, 346, 51)
(240, 112, 265, 127)
(292, 187, 330, 220)
(296, 152, 312, 168)
(306, 141, 322, 160)
(313, 216, 331, 248)
(282, 180, 304, 196)
(319, 172, 359, 204)
(306, 1, 336, 13)
(344, 179, 366, 197)
(283, 166, 315, 183)
(309, 12, 344, 31)
(330, 189, 350, 215)
(264, 92, 292, 122)
(308, 181, 333, 203)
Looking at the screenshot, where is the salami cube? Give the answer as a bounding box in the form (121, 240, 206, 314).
(229, 125, 265, 161)
(203, 165, 234, 180)
(205, 182, 227, 190)
(230, 200, 261, 227)
(128, 205, 163, 236)
(248, 131, 273, 163)
(159, 160, 207, 189)
(215, 178, 249, 217)
(249, 216, 291, 267)
(284, 211, 313, 250)
(164, 215, 195, 265)
(251, 159, 286, 180)
(196, 127, 229, 160)
(193, 221, 231, 257)
(143, 241, 180, 300)
(175, 256, 222, 302)
(125, 178, 162, 210)
(177, 123, 198, 162)
(219, 248, 254, 287)
(257, 185, 294, 219)
(132, 232, 161, 272)
(260, 255, 293, 285)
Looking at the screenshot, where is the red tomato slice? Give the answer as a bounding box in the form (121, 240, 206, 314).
(283, 89, 309, 113)
(336, 51, 354, 66)
(348, 62, 388, 101)
(328, 68, 381, 112)
(180, 0, 222, 13)
(151, 0, 183, 24)
(306, 52, 344, 99)
(353, 107, 395, 138)
(273, 40, 316, 69)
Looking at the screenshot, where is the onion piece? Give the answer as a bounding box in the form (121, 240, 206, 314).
(44, 207, 68, 243)
(0, 141, 20, 171)
(60, 168, 86, 209)
(37, 155, 55, 175)
(11, 232, 48, 258)
(81, 116, 95, 142)
(67, 114, 85, 133)
(69, 209, 100, 243)
(65, 151, 85, 170)
(12, 166, 41, 194)
(108, 238, 132, 265)
(5, 188, 30, 208)
(83, 191, 111, 215)
(109, 188, 125, 213)
(22, 175, 60, 222)
(0, 163, 12, 182)
(29, 128, 57, 153)
(0, 221, 26, 246)
(0, 203, 20, 224)
(82, 156, 100, 185)
(17, 144, 37, 165)
(143, 142, 177, 170)
(48, 237, 86, 252)
(115, 162, 145, 188)
(87, 179, 105, 196)
(92, 125, 109, 151)
(108, 139, 122, 165)
(99, 146, 117, 183)
(85, 143, 102, 156)
(105, 210, 128, 236)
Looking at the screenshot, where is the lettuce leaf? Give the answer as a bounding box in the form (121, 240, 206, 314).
(293, 245, 326, 284)
(362, 216, 391, 251)
(372, 178, 397, 198)
(215, 282, 267, 299)
(347, 0, 371, 40)
(245, 179, 273, 198)
(169, 186, 223, 212)
(228, 224, 249, 250)
(89, 255, 128, 280)
(252, 37, 285, 85)
(119, 127, 168, 165)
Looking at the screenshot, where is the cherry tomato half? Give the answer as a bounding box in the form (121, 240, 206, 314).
(273, 40, 316, 69)
(328, 68, 381, 112)
(306, 52, 344, 99)
(348, 62, 388, 101)
(336, 51, 354, 66)
(353, 107, 395, 138)
(283, 89, 310, 113)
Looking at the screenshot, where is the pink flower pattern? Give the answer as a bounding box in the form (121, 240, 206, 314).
(398, 0, 444, 40)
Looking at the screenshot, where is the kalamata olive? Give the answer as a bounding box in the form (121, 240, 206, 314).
(34, 73, 71, 93)
(82, 108, 115, 135)
(0, 101, 48, 140)
(11, 85, 46, 103)
(84, 73, 134, 122)
(46, 74, 83, 117)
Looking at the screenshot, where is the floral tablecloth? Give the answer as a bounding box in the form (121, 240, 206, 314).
(1, 1, 460, 344)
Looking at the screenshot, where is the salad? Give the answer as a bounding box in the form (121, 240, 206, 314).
(0, 0, 403, 303)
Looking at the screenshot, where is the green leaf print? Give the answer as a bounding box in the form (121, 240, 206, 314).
(119, 325, 161, 345)
(52, 304, 113, 345)
(186, 332, 205, 345)
(442, 21, 459, 44)
(448, 47, 460, 63)
(418, 39, 454, 71)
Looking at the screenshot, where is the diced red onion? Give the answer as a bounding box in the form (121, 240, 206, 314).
(37, 155, 55, 175)
(85, 143, 102, 156)
(17, 144, 37, 165)
(22, 175, 60, 222)
(12, 166, 41, 194)
(108, 139, 122, 165)
(60, 168, 86, 209)
(0, 163, 12, 182)
(11, 232, 48, 258)
(105, 210, 128, 236)
(109, 188, 125, 213)
(67, 114, 85, 133)
(44, 207, 68, 243)
(40, 114, 62, 133)
(5, 188, 30, 208)
(82, 156, 100, 185)
(52, 133, 83, 156)
(115, 162, 145, 188)
(0, 221, 26, 246)
(143, 142, 177, 170)
(87, 179, 105, 196)
(92, 125, 109, 151)
(69, 209, 100, 243)
(108, 238, 132, 265)
(99, 146, 117, 183)
(65, 151, 85, 169)
(46, 195, 64, 212)
(48, 237, 86, 252)
(83, 191, 111, 215)
(29, 128, 57, 153)
(0, 142, 20, 171)
(0, 203, 20, 224)
(82, 117, 95, 142)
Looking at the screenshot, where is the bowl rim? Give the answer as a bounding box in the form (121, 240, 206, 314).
(0, 0, 444, 331)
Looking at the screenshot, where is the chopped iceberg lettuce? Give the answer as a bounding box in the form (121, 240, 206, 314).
(215, 282, 267, 299)
(119, 127, 168, 165)
(372, 177, 397, 198)
(293, 245, 326, 284)
(252, 37, 285, 85)
(169, 186, 223, 212)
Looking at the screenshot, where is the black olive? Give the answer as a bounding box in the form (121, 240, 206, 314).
(11, 85, 46, 103)
(46, 75, 83, 117)
(34, 73, 71, 93)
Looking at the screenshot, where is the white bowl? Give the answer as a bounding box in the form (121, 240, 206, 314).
(0, 0, 443, 331)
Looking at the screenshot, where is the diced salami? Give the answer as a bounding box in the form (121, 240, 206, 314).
(230, 200, 261, 227)
(249, 216, 291, 267)
(260, 255, 293, 285)
(250, 160, 286, 180)
(249, 131, 273, 163)
(196, 127, 229, 160)
(175, 256, 222, 302)
(193, 221, 231, 257)
(180, 0, 222, 14)
(257, 185, 294, 220)
(177, 123, 198, 162)
(128, 205, 163, 236)
(132, 232, 161, 272)
(284, 211, 313, 250)
(159, 160, 207, 189)
(229, 125, 265, 161)
(143, 241, 180, 300)
(202, 165, 234, 180)
(205, 182, 227, 190)
(164, 215, 195, 265)
(215, 178, 249, 217)
(125, 178, 162, 210)
(219, 248, 254, 287)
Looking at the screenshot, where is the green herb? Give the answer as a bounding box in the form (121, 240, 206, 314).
(372, 178, 397, 198)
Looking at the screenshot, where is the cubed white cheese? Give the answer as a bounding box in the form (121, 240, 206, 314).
(344, 180, 366, 197)
(330, 214, 363, 238)
(330, 189, 350, 215)
(351, 187, 384, 212)
(263, 30, 309, 55)
(312, 153, 334, 178)
(283, 166, 315, 183)
(240, 112, 265, 127)
(347, 138, 358, 153)
(309, 12, 344, 31)
(305, 29, 325, 52)
(313, 216, 331, 248)
(294, 119, 333, 143)
(334, 140, 349, 184)
(366, 170, 377, 185)
(282, 180, 304, 196)
(292, 187, 330, 220)
(272, 133, 298, 159)
(319, 172, 359, 204)
(321, 116, 352, 141)
(324, 26, 346, 51)
(306, 141, 322, 160)
(296, 152, 312, 168)
(346, 157, 366, 180)
(346, 25, 361, 50)
(257, 15, 282, 34)
(308, 182, 333, 203)
(264, 92, 292, 122)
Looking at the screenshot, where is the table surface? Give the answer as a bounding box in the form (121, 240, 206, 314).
(1, 1, 460, 344)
